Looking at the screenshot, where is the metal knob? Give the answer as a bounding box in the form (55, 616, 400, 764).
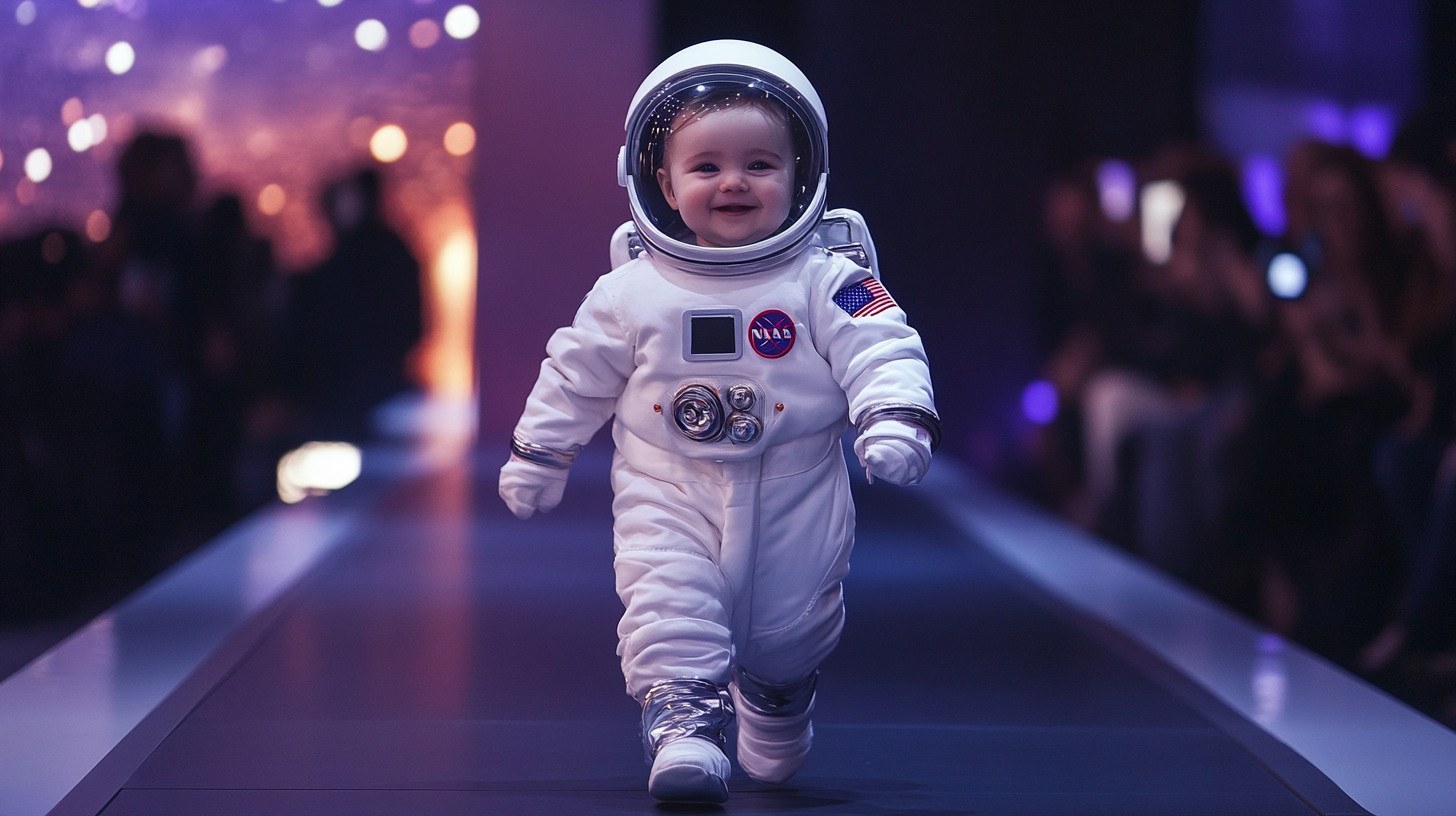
(672, 384, 725, 442)
(726, 384, 756, 411)
(726, 412, 762, 444)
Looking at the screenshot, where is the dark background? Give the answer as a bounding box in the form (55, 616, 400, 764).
(659, 0, 1439, 472)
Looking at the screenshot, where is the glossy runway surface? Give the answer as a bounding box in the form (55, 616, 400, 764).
(7, 435, 1452, 815)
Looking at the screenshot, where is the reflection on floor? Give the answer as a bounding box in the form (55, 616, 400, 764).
(2, 431, 1453, 816)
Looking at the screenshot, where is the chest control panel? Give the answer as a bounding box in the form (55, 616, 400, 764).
(682, 308, 743, 362)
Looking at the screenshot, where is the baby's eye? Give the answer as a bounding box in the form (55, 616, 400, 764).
(692, 163, 719, 173)
(748, 160, 775, 171)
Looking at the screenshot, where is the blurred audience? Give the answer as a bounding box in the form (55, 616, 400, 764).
(282, 169, 423, 443)
(1032, 117, 1456, 725)
(0, 135, 423, 625)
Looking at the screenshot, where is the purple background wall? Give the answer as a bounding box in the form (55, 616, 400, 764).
(473, 0, 653, 442)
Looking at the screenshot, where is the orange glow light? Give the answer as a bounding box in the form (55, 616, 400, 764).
(86, 209, 111, 242)
(427, 226, 477, 395)
(443, 122, 475, 156)
(258, 183, 287, 216)
(369, 124, 407, 163)
(61, 97, 84, 126)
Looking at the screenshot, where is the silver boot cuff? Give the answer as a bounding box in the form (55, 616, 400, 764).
(731, 666, 818, 718)
(642, 678, 735, 758)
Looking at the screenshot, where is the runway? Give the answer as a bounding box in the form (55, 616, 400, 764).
(2, 419, 1453, 815)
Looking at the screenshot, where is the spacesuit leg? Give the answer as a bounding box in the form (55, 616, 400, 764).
(611, 452, 735, 696)
(732, 446, 855, 783)
(612, 453, 739, 800)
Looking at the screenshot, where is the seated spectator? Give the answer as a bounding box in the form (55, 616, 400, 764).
(1233, 141, 1412, 659)
(1361, 112, 1456, 685)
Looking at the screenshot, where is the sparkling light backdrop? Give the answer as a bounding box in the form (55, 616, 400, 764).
(0, 0, 477, 394)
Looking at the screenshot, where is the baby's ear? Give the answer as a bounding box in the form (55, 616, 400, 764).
(656, 167, 679, 210)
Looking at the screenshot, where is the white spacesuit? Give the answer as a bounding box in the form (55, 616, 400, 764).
(499, 40, 939, 804)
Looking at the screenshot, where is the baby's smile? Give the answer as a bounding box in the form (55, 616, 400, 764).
(656, 104, 794, 248)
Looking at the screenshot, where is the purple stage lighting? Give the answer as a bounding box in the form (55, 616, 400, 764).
(1021, 380, 1058, 426)
(1096, 159, 1136, 223)
(1349, 105, 1395, 158)
(1241, 155, 1285, 236)
(1304, 100, 1345, 143)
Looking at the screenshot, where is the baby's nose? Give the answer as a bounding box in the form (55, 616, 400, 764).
(719, 171, 748, 191)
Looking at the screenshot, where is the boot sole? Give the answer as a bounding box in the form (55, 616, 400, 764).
(649, 764, 730, 803)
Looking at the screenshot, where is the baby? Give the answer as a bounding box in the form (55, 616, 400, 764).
(500, 40, 939, 803)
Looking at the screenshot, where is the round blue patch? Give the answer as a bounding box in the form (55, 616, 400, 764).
(749, 309, 795, 359)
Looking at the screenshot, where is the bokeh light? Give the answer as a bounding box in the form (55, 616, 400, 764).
(1267, 252, 1308, 299)
(68, 119, 95, 152)
(277, 442, 362, 503)
(1021, 380, 1059, 425)
(370, 124, 408, 162)
(355, 19, 387, 51)
(1140, 179, 1184, 265)
(1242, 155, 1285, 236)
(443, 121, 475, 156)
(85, 210, 111, 243)
(61, 97, 84, 126)
(105, 41, 135, 75)
(409, 18, 440, 48)
(24, 148, 52, 183)
(15, 1, 35, 25)
(192, 44, 227, 75)
(317, 0, 343, 7)
(87, 113, 108, 144)
(257, 183, 287, 216)
(443, 5, 479, 39)
(2, 1, 476, 396)
(1095, 159, 1135, 223)
(77, 0, 101, 8)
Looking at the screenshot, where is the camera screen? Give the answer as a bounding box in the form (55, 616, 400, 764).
(690, 316, 737, 356)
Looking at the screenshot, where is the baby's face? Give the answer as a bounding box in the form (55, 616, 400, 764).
(656, 105, 794, 248)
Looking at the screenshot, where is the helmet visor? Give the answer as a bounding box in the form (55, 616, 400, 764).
(628, 70, 826, 249)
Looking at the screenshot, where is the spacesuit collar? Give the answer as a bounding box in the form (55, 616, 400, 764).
(645, 241, 812, 277)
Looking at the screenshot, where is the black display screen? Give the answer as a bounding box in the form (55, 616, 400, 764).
(690, 315, 737, 356)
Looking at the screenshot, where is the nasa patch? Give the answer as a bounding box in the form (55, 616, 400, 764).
(749, 309, 795, 358)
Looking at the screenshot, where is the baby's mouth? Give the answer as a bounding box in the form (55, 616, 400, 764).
(714, 204, 755, 214)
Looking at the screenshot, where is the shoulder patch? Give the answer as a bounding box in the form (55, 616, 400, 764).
(832, 277, 896, 317)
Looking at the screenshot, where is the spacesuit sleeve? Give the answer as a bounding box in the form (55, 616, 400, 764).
(810, 256, 937, 434)
(511, 275, 635, 458)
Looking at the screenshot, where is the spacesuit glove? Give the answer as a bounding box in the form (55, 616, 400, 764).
(854, 419, 932, 486)
(498, 456, 569, 519)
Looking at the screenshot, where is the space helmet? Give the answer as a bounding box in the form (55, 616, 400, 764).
(617, 40, 828, 275)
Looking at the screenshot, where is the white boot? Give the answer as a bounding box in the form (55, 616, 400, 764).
(648, 736, 731, 803)
(730, 667, 816, 784)
(641, 678, 734, 803)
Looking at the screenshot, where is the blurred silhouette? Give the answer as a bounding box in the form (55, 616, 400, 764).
(1073, 148, 1264, 579)
(183, 194, 283, 515)
(1239, 142, 1411, 660)
(0, 229, 92, 616)
(1359, 112, 1456, 697)
(1, 132, 289, 624)
(282, 169, 423, 442)
(1026, 132, 1456, 722)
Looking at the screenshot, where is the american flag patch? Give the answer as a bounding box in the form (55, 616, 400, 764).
(832, 278, 897, 317)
